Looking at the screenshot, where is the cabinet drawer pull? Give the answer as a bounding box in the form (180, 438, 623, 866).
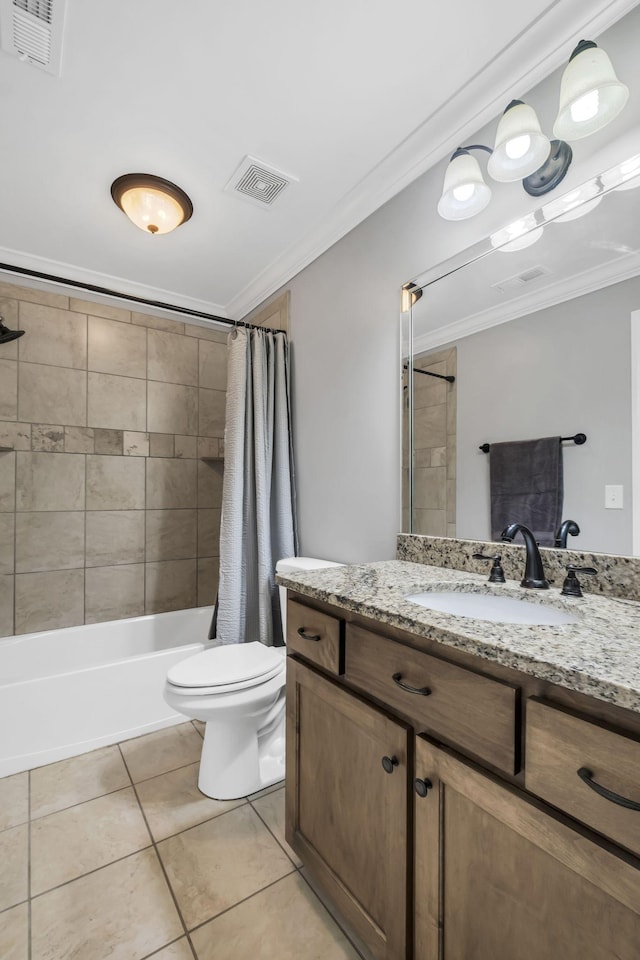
(381, 755, 399, 774)
(414, 777, 433, 798)
(297, 627, 321, 642)
(577, 767, 640, 811)
(392, 672, 431, 696)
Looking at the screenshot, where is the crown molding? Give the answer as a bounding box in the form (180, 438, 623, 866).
(413, 250, 640, 355)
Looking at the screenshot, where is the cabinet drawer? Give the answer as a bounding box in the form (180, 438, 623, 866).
(526, 699, 640, 856)
(345, 624, 519, 773)
(287, 599, 344, 674)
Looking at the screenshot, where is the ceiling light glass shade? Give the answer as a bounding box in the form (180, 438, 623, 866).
(553, 40, 629, 141)
(487, 100, 551, 182)
(490, 214, 544, 252)
(437, 150, 491, 220)
(543, 179, 602, 222)
(111, 174, 193, 235)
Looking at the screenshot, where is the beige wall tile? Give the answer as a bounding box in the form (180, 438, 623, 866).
(88, 316, 146, 378)
(198, 508, 221, 557)
(123, 431, 149, 456)
(70, 298, 131, 323)
(18, 363, 87, 426)
(197, 460, 223, 508)
(184, 322, 228, 342)
(147, 381, 197, 436)
(86, 455, 145, 510)
(198, 387, 226, 437)
(174, 435, 196, 458)
(120, 723, 204, 783)
(0, 280, 68, 310)
(414, 403, 446, 450)
(15, 570, 84, 634)
(146, 458, 197, 509)
(16, 512, 84, 573)
(145, 559, 197, 614)
(85, 511, 145, 567)
(197, 437, 219, 459)
(197, 557, 219, 606)
(0, 514, 14, 574)
(0, 360, 17, 419)
(30, 424, 64, 452)
(30, 744, 130, 819)
(85, 564, 145, 623)
(0, 825, 28, 911)
(17, 303, 87, 369)
(0, 451, 16, 512)
(94, 428, 123, 455)
(131, 310, 185, 335)
(0, 422, 30, 451)
(198, 339, 227, 390)
(64, 426, 94, 453)
(146, 510, 197, 562)
(414, 466, 447, 510)
(148, 329, 198, 385)
(149, 433, 174, 458)
(16, 452, 85, 512)
(0, 575, 13, 636)
(87, 372, 146, 431)
(136, 763, 243, 842)
(0, 900, 27, 960)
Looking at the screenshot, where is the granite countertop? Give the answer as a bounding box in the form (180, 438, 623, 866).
(277, 559, 640, 713)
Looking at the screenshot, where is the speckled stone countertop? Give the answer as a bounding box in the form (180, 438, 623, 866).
(277, 560, 640, 714)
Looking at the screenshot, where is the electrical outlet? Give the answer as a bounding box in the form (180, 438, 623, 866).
(605, 485, 624, 509)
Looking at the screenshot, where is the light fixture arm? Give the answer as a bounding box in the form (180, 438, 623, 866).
(450, 144, 493, 161)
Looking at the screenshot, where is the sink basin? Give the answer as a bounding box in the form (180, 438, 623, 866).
(405, 591, 580, 626)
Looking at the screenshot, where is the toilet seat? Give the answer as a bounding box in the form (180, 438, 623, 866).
(167, 641, 285, 696)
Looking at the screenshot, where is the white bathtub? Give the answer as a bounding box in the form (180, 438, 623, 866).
(0, 606, 213, 778)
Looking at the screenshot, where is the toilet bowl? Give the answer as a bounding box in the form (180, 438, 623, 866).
(164, 556, 342, 800)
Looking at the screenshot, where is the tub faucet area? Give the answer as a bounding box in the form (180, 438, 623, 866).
(501, 522, 550, 589)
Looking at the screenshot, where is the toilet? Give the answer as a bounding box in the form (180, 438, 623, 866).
(164, 556, 342, 800)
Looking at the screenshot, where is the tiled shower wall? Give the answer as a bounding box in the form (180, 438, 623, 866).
(0, 280, 229, 637)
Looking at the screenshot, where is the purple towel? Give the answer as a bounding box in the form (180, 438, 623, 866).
(490, 436, 563, 547)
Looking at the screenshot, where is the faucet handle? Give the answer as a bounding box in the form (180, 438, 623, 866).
(472, 553, 506, 584)
(561, 564, 597, 598)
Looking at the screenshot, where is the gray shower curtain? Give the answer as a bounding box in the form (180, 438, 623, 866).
(215, 326, 297, 646)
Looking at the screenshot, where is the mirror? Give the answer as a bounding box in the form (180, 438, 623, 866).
(402, 157, 640, 556)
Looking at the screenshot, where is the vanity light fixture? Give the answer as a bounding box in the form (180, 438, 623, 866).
(111, 174, 193, 235)
(490, 214, 544, 253)
(438, 38, 627, 222)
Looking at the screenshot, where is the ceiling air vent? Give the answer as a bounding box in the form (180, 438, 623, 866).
(492, 264, 551, 294)
(225, 156, 298, 209)
(0, 0, 66, 75)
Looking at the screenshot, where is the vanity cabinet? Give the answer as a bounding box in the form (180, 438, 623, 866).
(284, 593, 640, 960)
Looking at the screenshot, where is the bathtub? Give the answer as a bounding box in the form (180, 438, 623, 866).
(0, 605, 213, 778)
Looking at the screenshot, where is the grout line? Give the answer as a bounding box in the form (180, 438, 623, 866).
(185, 867, 298, 937)
(28, 842, 155, 902)
(249, 794, 299, 870)
(29, 782, 135, 825)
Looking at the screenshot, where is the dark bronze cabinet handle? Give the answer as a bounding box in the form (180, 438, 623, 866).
(577, 767, 640, 811)
(381, 755, 399, 774)
(414, 777, 433, 798)
(297, 627, 321, 642)
(392, 672, 431, 696)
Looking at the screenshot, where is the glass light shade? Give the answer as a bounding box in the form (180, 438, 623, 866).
(490, 215, 544, 252)
(437, 151, 491, 220)
(487, 101, 551, 182)
(111, 174, 193, 235)
(543, 179, 602, 223)
(553, 42, 629, 141)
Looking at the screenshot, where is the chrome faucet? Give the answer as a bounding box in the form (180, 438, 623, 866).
(501, 522, 550, 589)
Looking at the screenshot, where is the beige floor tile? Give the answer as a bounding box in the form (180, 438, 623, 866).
(0, 825, 28, 911)
(0, 902, 28, 960)
(158, 803, 294, 929)
(251, 786, 301, 866)
(0, 773, 28, 831)
(299, 869, 376, 960)
(30, 744, 130, 819)
(121, 723, 204, 783)
(247, 778, 285, 801)
(136, 762, 245, 841)
(151, 939, 195, 960)
(191, 872, 360, 960)
(31, 848, 183, 960)
(192, 719, 205, 738)
(31, 786, 151, 895)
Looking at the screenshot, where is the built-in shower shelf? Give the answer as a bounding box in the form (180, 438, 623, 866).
(199, 456, 224, 462)
(0, 446, 14, 452)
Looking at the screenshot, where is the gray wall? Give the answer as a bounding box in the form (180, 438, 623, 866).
(455, 276, 640, 555)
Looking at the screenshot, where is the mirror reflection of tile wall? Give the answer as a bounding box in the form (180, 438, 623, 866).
(403, 347, 456, 537)
(0, 280, 229, 637)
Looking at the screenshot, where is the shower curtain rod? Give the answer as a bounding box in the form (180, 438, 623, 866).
(403, 363, 455, 383)
(0, 262, 287, 337)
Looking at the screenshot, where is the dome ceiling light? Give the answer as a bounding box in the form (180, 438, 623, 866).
(437, 39, 628, 222)
(111, 174, 193, 235)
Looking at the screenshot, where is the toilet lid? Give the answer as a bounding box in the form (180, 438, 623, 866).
(167, 641, 285, 689)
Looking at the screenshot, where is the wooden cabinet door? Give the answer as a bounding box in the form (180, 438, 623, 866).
(414, 735, 640, 960)
(286, 656, 410, 960)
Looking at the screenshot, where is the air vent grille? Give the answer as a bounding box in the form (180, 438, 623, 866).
(14, 0, 51, 22)
(1, 0, 65, 74)
(492, 264, 551, 294)
(225, 156, 298, 209)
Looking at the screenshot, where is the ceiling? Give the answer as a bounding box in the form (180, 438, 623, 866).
(0, 0, 636, 320)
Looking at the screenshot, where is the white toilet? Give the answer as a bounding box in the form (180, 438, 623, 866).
(164, 556, 342, 800)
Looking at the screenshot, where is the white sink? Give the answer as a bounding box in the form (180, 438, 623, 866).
(405, 591, 580, 626)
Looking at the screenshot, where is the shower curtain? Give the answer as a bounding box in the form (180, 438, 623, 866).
(214, 326, 297, 646)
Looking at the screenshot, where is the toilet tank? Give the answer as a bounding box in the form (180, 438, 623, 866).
(275, 557, 343, 642)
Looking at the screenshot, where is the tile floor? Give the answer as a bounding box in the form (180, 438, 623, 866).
(0, 721, 367, 960)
